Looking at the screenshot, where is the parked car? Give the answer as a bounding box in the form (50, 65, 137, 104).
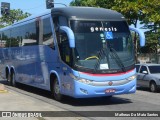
(136, 64, 160, 92)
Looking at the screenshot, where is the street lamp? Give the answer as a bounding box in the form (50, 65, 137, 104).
(46, 0, 54, 9)
(1, 2, 10, 15)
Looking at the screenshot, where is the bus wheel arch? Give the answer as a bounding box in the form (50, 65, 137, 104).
(50, 73, 63, 101)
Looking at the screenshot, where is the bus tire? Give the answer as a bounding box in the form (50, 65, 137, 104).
(10, 72, 16, 87)
(6, 68, 9, 82)
(52, 78, 63, 101)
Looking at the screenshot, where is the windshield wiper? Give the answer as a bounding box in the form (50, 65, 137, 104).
(94, 48, 109, 72)
(109, 46, 126, 72)
(94, 44, 126, 72)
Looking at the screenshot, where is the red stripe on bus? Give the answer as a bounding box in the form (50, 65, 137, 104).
(80, 69, 134, 77)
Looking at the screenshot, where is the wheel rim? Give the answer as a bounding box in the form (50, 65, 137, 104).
(54, 81, 60, 95)
(150, 83, 155, 92)
(52, 78, 62, 101)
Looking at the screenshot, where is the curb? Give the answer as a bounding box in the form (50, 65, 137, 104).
(0, 90, 8, 93)
(0, 84, 8, 93)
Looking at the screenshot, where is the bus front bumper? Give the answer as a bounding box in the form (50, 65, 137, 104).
(73, 79, 136, 98)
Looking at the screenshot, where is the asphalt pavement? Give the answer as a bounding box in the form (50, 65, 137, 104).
(0, 82, 86, 120)
(1, 79, 160, 120)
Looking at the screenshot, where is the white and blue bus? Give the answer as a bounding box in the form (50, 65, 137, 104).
(0, 7, 145, 101)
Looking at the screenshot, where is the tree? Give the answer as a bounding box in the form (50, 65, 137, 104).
(71, 0, 145, 27)
(0, 9, 31, 28)
(140, 0, 160, 53)
(70, 0, 96, 6)
(70, 0, 160, 27)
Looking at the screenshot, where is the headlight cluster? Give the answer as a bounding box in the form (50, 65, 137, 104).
(77, 79, 93, 84)
(127, 74, 137, 81)
(69, 73, 93, 84)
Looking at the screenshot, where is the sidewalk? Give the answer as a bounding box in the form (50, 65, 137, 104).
(0, 83, 86, 120)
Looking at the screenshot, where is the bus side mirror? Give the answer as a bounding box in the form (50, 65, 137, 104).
(129, 27, 145, 47)
(60, 26, 75, 48)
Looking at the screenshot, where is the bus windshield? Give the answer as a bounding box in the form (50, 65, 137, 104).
(70, 20, 134, 73)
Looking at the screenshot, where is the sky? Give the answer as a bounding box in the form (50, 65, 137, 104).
(0, 0, 145, 30)
(0, 0, 73, 15)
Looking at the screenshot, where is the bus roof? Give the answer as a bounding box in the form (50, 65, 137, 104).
(0, 7, 126, 31)
(51, 7, 125, 21)
(12, 9, 51, 26)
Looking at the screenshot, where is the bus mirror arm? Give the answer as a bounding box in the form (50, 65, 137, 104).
(60, 26, 75, 48)
(129, 27, 145, 47)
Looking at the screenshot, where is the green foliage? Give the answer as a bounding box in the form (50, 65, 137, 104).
(141, 29, 160, 53)
(70, 0, 146, 27)
(70, 0, 96, 7)
(0, 9, 31, 28)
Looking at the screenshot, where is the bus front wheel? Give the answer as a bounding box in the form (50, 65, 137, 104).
(52, 78, 63, 101)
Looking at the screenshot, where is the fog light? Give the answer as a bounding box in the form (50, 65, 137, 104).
(80, 88, 88, 94)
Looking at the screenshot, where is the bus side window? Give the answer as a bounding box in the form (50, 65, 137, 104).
(2, 30, 10, 47)
(21, 22, 38, 46)
(11, 27, 20, 47)
(53, 16, 68, 34)
(53, 16, 59, 31)
(53, 16, 72, 66)
(58, 31, 72, 66)
(42, 18, 54, 49)
(0, 32, 3, 48)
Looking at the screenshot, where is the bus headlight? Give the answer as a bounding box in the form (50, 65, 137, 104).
(78, 79, 93, 84)
(69, 73, 93, 84)
(127, 74, 136, 81)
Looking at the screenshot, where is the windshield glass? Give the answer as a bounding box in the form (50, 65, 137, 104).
(148, 66, 160, 73)
(70, 20, 134, 73)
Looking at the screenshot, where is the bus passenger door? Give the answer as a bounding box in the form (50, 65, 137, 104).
(53, 15, 73, 94)
(57, 31, 73, 94)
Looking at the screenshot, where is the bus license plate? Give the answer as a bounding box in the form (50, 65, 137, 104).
(105, 89, 115, 93)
